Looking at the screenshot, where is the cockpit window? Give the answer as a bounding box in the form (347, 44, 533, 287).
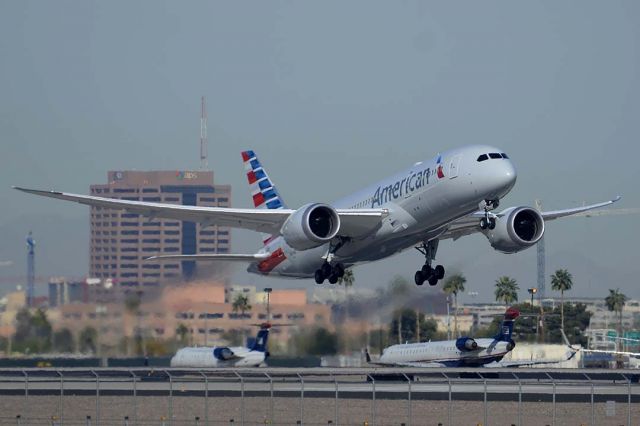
(477, 154, 488, 162)
(501, 153, 509, 159)
(489, 153, 502, 159)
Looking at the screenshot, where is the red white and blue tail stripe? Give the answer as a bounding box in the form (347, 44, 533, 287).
(241, 150, 287, 245)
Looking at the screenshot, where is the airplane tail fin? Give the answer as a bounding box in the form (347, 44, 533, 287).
(241, 150, 287, 244)
(494, 307, 520, 342)
(247, 323, 271, 354)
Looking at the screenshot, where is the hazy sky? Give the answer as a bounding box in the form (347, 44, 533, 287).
(1, 1, 639, 302)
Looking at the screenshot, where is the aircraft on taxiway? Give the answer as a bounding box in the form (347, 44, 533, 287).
(170, 323, 271, 368)
(366, 307, 577, 368)
(14, 145, 619, 286)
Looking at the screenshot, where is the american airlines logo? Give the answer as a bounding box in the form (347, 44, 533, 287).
(371, 166, 434, 208)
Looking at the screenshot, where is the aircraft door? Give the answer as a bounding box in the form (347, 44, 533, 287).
(448, 155, 461, 179)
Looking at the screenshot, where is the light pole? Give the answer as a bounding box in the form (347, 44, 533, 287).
(263, 288, 272, 322)
(528, 287, 538, 307)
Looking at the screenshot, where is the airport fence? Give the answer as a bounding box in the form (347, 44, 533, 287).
(0, 368, 638, 426)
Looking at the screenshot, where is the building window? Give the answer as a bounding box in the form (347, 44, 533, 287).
(142, 188, 158, 193)
(199, 239, 215, 244)
(200, 197, 216, 202)
(165, 230, 179, 235)
(143, 230, 161, 235)
(142, 222, 161, 227)
(200, 230, 215, 235)
(164, 247, 180, 252)
(121, 230, 139, 235)
(164, 239, 179, 244)
(142, 239, 161, 244)
(114, 188, 136, 193)
(142, 197, 161, 202)
(218, 198, 229, 203)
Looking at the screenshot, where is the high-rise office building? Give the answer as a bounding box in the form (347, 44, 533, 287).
(89, 170, 231, 288)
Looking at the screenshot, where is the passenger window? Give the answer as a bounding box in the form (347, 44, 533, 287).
(489, 153, 502, 159)
(501, 153, 509, 159)
(477, 154, 488, 162)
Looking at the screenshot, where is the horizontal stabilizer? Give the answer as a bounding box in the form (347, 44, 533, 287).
(146, 253, 270, 262)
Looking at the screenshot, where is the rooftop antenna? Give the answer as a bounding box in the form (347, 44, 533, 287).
(200, 96, 208, 170)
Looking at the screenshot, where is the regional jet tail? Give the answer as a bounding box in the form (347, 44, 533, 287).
(170, 323, 271, 368)
(14, 145, 620, 287)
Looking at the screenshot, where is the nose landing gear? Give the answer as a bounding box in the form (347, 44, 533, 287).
(479, 199, 499, 230)
(414, 240, 445, 286)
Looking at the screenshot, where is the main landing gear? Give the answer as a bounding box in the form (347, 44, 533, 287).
(479, 199, 499, 230)
(315, 237, 348, 285)
(414, 240, 445, 286)
(315, 262, 345, 285)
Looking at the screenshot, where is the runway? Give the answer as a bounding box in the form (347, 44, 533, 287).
(0, 367, 637, 425)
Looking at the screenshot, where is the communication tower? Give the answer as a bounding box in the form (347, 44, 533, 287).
(26, 232, 35, 307)
(200, 96, 208, 170)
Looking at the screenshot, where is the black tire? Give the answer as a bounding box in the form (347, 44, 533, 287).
(414, 270, 425, 286)
(428, 276, 438, 286)
(321, 263, 332, 277)
(328, 274, 339, 284)
(434, 265, 445, 280)
(480, 218, 488, 230)
(314, 270, 325, 285)
(488, 217, 496, 230)
(334, 263, 345, 278)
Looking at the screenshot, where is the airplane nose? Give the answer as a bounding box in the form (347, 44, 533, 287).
(503, 161, 517, 190)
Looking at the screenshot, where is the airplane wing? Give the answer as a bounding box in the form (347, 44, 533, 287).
(440, 196, 621, 241)
(13, 187, 386, 239)
(492, 350, 579, 368)
(146, 253, 270, 262)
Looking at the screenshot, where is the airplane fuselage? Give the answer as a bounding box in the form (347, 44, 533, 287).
(170, 345, 266, 368)
(379, 338, 513, 367)
(250, 145, 517, 277)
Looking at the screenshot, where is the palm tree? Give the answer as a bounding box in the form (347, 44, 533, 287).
(176, 323, 189, 345)
(605, 289, 628, 352)
(443, 274, 466, 337)
(232, 294, 252, 345)
(550, 269, 573, 334)
(494, 276, 519, 306)
(232, 294, 252, 317)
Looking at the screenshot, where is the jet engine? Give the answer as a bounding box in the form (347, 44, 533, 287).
(213, 347, 234, 361)
(484, 207, 545, 253)
(456, 337, 478, 352)
(280, 203, 340, 250)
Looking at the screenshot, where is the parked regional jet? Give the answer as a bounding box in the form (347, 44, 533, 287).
(14, 145, 619, 286)
(367, 308, 577, 367)
(170, 323, 271, 368)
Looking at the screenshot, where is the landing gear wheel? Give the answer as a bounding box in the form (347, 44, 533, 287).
(414, 270, 425, 286)
(321, 263, 332, 277)
(421, 264, 432, 274)
(334, 263, 345, 278)
(314, 270, 325, 285)
(434, 265, 445, 280)
(488, 217, 496, 230)
(480, 218, 488, 230)
(428, 276, 438, 286)
(328, 274, 339, 284)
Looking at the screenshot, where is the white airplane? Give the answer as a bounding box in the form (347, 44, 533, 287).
(367, 308, 577, 367)
(14, 145, 619, 286)
(170, 323, 271, 368)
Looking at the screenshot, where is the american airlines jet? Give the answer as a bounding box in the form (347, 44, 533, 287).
(14, 145, 618, 286)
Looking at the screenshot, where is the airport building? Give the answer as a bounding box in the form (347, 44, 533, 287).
(89, 170, 231, 289)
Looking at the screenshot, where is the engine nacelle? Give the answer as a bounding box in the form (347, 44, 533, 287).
(280, 203, 340, 251)
(213, 347, 234, 360)
(484, 207, 545, 253)
(456, 337, 478, 352)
